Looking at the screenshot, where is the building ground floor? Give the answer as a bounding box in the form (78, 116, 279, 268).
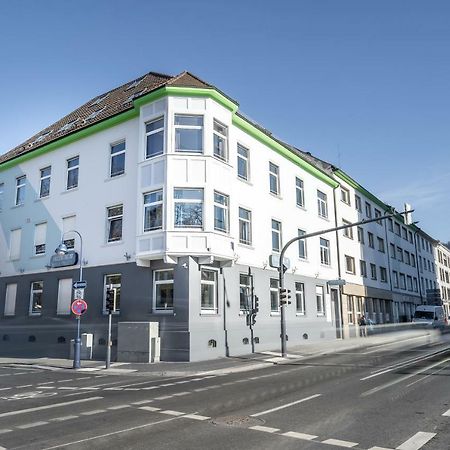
(0, 257, 340, 362)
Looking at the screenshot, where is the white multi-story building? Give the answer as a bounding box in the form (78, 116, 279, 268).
(436, 242, 450, 317)
(0, 71, 343, 361)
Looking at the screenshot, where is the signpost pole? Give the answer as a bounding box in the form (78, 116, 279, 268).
(73, 315, 81, 369)
(106, 312, 112, 369)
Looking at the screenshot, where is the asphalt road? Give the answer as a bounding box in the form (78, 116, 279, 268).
(0, 335, 448, 450)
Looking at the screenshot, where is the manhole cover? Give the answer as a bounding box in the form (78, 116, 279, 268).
(212, 415, 264, 428)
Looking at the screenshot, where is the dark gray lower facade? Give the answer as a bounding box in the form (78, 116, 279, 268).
(0, 257, 339, 362)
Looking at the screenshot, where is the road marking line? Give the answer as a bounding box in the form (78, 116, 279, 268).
(183, 414, 210, 421)
(58, 387, 77, 390)
(131, 400, 154, 405)
(443, 409, 450, 416)
(79, 387, 99, 390)
(76, 377, 92, 380)
(37, 382, 55, 385)
(175, 380, 189, 384)
(0, 429, 12, 434)
(282, 431, 317, 440)
(41, 415, 182, 449)
(50, 416, 79, 422)
(124, 388, 140, 391)
(396, 432, 436, 450)
(139, 406, 161, 412)
(80, 409, 107, 416)
(142, 386, 158, 390)
(40, 386, 56, 390)
(154, 395, 173, 400)
(107, 405, 131, 410)
(16, 384, 33, 388)
(0, 396, 103, 418)
(104, 387, 123, 391)
(407, 361, 449, 387)
(249, 425, 280, 433)
(194, 388, 208, 392)
(58, 379, 74, 383)
(172, 392, 190, 397)
(362, 358, 450, 397)
(368, 447, 393, 450)
(322, 438, 358, 447)
(160, 383, 175, 387)
(160, 410, 185, 416)
(0, 388, 11, 391)
(17, 421, 49, 429)
(206, 385, 220, 389)
(251, 394, 321, 417)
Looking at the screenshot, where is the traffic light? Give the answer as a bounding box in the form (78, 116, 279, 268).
(253, 296, 259, 314)
(105, 289, 116, 313)
(279, 288, 291, 305)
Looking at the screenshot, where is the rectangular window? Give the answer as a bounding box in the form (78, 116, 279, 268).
(320, 237, 330, 265)
(345, 255, 356, 274)
(144, 190, 163, 231)
(4, 283, 17, 316)
(393, 271, 399, 288)
(104, 274, 121, 313)
(357, 227, 364, 244)
(397, 246, 403, 262)
(343, 220, 353, 239)
(56, 278, 73, 315)
(239, 207, 252, 246)
(316, 285, 325, 315)
(388, 218, 393, 231)
(370, 264, 377, 280)
(9, 228, 21, 260)
(413, 277, 418, 292)
(272, 219, 282, 252)
(408, 230, 413, 243)
(365, 202, 372, 218)
(237, 144, 249, 181)
(298, 229, 307, 259)
(404, 251, 410, 265)
(213, 191, 229, 233)
(411, 254, 416, 267)
(360, 260, 367, 277)
(201, 269, 217, 313)
(400, 273, 406, 290)
(394, 222, 401, 236)
(29, 281, 43, 315)
(295, 282, 305, 315)
(110, 141, 126, 176)
(347, 295, 354, 324)
(295, 177, 305, 207)
(270, 278, 280, 313)
(174, 114, 203, 153)
(213, 119, 228, 161)
(341, 187, 350, 205)
(174, 188, 203, 228)
(355, 195, 362, 212)
(402, 227, 408, 240)
(39, 166, 51, 198)
(368, 232, 374, 248)
(390, 243, 396, 259)
(377, 237, 385, 253)
(269, 162, 280, 195)
(380, 267, 387, 283)
(375, 209, 382, 224)
(239, 273, 251, 311)
(107, 204, 123, 242)
(407, 275, 413, 291)
(34, 222, 47, 255)
(15, 175, 26, 205)
(153, 270, 174, 311)
(62, 215, 76, 249)
(67, 156, 79, 190)
(317, 190, 328, 218)
(146, 117, 164, 158)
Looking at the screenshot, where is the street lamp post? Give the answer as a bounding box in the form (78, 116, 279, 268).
(277, 208, 413, 357)
(55, 230, 83, 370)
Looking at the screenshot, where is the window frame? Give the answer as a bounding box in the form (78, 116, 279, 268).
(143, 189, 163, 232)
(200, 268, 218, 315)
(103, 274, 121, 314)
(345, 255, 356, 274)
(238, 207, 252, 246)
(341, 187, 351, 205)
(320, 237, 331, 266)
(29, 281, 43, 316)
(213, 119, 228, 162)
(145, 117, 165, 159)
(39, 166, 51, 198)
(15, 175, 26, 206)
(296, 177, 305, 208)
(153, 269, 174, 313)
(213, 191, 229, 234)
(174, 114, 204, 154)
(237, 143, 250, 181)
(343, 220, 353, 239)
(295, 282, 305, 315)
(271, 219, 282, 253)
(34, 222, 47, 255)
(317, 190, 328, 219)
(270, 278, 280, 313)
(174, 188, 203, 229)
(316, 285, 325, 316)
(110, 140, 126, 177)
(66, 156, 79, 190)
(106, 204, 123, 243)
(269, 162, 280, 196)
(298, 229, 307, 260)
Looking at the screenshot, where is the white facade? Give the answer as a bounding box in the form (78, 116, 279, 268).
(436, 243, 450, 317)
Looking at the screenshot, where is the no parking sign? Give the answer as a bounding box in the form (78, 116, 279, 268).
(71, 299, 88, 316)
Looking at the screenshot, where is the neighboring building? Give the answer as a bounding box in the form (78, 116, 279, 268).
(0, 71, 341, 362)
(435, 242, 450, 317)
(0, 70, 445, 362)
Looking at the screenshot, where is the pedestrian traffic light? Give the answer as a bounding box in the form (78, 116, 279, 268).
(253, 296, 259, 314)
(105, 289, 116, 313)
(279, 288, 291, 305)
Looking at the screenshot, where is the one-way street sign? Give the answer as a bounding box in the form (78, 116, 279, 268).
(73, 280, 87, 290)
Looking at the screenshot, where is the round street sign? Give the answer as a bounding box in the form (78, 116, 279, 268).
(71, 299, 88, 316)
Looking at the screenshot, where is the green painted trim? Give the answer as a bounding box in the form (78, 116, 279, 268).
(134, 86, 239, 113)
(232, 114, 338, 188)
(0, 109, 139, 172)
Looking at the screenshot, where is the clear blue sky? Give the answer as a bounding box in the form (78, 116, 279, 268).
(1, 0, 449, 241)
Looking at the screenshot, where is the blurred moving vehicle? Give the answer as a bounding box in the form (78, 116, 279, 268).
(412, 305, 447, 330)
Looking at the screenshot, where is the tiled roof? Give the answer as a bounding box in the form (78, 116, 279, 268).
(0, 71, 215, 165)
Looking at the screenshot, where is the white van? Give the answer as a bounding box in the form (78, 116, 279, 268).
(412, 305, 447, 329)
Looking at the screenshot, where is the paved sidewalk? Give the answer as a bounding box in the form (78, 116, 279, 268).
(0, 329, 440, 377)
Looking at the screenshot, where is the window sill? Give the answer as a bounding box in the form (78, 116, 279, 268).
(296, 204, 307, 211)
(61, 187, 79, 195)
(102, 311, 120, 316)
(318, 215, 330, 221)
(30, 254, 46, 259)
(237, 176, 252, 186)
(102, 240, 124, 248)
(105, 173, 126, 182)
(29, 313, 42, 317)
(153, 309, 174, 315)
(35, 196, 50, 202)
(213, 155, 231, 167)
(238, 243, 254, 250)
(270, 312, 280, 316)
(10, 204, 24, 210)
(200, 311, 218, 316)
(296, 312, 306, 316)
(317, 313, 325, 317)
(269, 192, 282, 200)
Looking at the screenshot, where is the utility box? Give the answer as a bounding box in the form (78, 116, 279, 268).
(117, 322, 161, 363)
(69, 333, 93, 360)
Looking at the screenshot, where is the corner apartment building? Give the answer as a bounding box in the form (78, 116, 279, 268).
(0, 71, 344, 362)
(436, 242, 450, 317)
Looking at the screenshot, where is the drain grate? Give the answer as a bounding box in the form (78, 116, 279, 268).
(212, 415, 264, 428)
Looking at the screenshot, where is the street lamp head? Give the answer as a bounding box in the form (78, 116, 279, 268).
(55, 242, 68, 256)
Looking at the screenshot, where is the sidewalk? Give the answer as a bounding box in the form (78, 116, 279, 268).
(0, 329, 440, 377)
